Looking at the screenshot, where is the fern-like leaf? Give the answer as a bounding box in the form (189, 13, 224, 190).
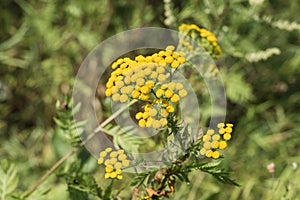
(104, 125, 144, 153)
(222, 69, 254, 104)
(54, 97, 85, 147)
(0, 159, 19, 200)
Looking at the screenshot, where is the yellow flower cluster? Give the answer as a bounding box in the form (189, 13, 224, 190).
(105, 46, 189, 128)
(97, 148, 130, 180)
(105, 46, 186, 103)
(135, 82, 187, 129)
(200, 123, 234, 159)
(178, 24, 222, 58)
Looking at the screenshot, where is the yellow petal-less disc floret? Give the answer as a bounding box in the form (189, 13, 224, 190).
(167, 82, 176, 90)
(118, 154, 127, 161)
(207, 129, 215, 135)
(110, 151, 118, 158)
(119, 94, 129, 103)
(165, 89, 174, 98)
(212, 134, 221, 141)
(122, 160, 130, 167)
(149, 108, 158, 117)
(212, 151, 220, 159)
(166, 105, 175, 113)
(98, 158, 104, 164)
(105, 166, 114, 173)
(100, 151, 107, 158)
(175, 83, 184, 90)
(114, 162, 123, 169)
(202, 135, 211, 142)
(166, 45, 175, 51)
(219, 141, 227, 150)
(211, 141, 219, 149)
(203, 142, 211, 150)
(156, 89, 164, 98)
(217, 123, 225, 128)
(135, 112, 143, 120)
(138, 119, 146, 127)
(179, 89, 188, 98)
(112, 93, 120, 102)
(105, 173, 110, 179)
(223, 133, 231, 141)
(170, 94, 180, 103)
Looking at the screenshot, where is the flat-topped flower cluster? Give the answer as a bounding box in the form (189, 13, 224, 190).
(97, 148, 130, 180)
(200, 123, 234, 159)
(105, 46, 188, 129)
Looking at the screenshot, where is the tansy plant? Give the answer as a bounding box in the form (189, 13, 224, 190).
(96, 24, 239, 199)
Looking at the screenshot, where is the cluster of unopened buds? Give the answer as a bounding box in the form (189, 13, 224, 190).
(200, 123, 234, 159)
(179, 23, 222, 58)
(97, 148, 130, 180)
(105, 46, 188, 129)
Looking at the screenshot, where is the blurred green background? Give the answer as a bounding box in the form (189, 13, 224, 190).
(0, 0, 300, 199)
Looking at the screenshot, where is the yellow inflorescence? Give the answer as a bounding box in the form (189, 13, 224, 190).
(105, 46, 188, 129)
(200, 123, 234, 159)
(97, 148, 130, 180)
(178, 24, 222, 57)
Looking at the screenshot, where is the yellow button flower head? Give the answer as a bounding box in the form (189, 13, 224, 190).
(219, 141, 227, 150)
(202, 134, 211, 142)
(149, 108, 158, 116)
(166, 105, 175, 113)
(179, 89, 187, 98)
(165, 89, 174, 98)
(212, 151, 220, 159)
(167, 82, 176, 90)
(223, 133, 231, 141)
(135, 112, 143, 120)
(97, 157, 104, 165)
(138, 119, 146, 127)
(170, 94, 180, 103)
(97, 148, 130, 180)
(155, 89, 164, 98)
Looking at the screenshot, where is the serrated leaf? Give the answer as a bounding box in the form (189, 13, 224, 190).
(199, 161, 222, 170)
(72, 102, 81, 115)
(66, 173, 103, 199)
(104, 125, 144, 153)
(130, 173, 148, 187)
(54, 97, 85, 147)
(0, 159, 19, 199)
(222, 69, 254, 104)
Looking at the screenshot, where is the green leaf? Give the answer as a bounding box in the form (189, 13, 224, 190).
(222, 68, 254, 104)
(102, 180, 113, 200)
(0, 23, 28, 51)
(199, 161, 222, 170)
(54, 97, 85, 146)
(197, 161, 240, 186)
(130, 173, 148, 187)
(67, 173, 103, 199)
(104, 125, 144, 153)
(0, 159, 19, 200)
